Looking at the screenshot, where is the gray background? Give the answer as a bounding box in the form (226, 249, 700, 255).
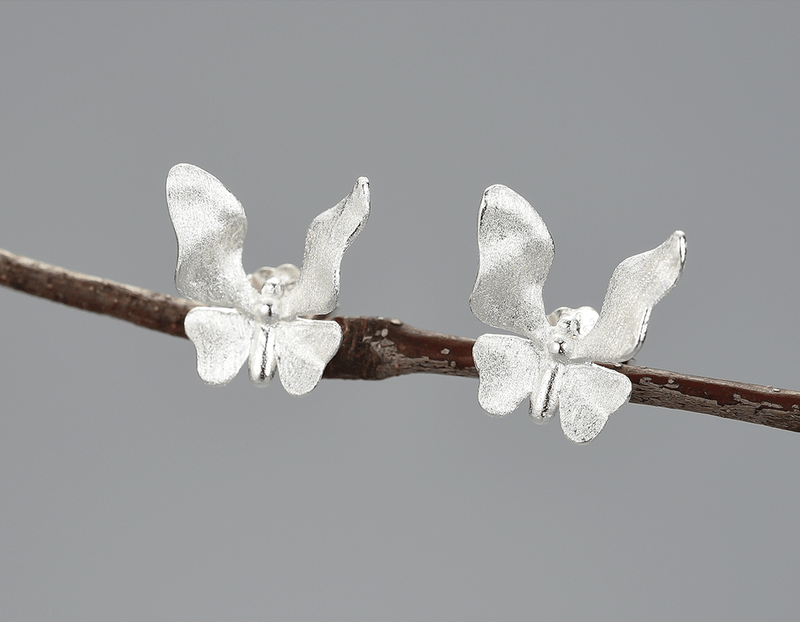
(1, 2, 798, 620)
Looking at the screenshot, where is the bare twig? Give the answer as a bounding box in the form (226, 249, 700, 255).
(0, 250, 195, 337)
(2, 248, 799, 434)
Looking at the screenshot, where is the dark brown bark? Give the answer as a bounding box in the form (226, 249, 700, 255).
(0, 250, 195, 337)
(3, 248, 799, 434)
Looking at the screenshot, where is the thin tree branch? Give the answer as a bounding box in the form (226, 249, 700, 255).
(0, 249, 194, 337)
(2, 248, 799, 434)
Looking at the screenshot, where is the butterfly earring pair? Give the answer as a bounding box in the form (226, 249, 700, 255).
(166, 166, 686, 443)
(469, 184, 686, 443)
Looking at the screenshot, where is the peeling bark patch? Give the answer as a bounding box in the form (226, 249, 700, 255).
(618, 364, 800, 432)
(324, 316, 477, 380)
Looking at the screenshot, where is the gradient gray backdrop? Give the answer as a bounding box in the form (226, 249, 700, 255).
(1, 2, 799, 620)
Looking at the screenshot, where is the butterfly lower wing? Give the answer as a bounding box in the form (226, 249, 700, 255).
(469, 185, 554, 340)
(473, 334, 546, 417)
(283, 178, 371, 318)
(573, 231, 686, 363)
(559, 363, 631, 443)
(166, 164, 256, 310)
(274, 318, 343, 396)
(184, 306, 254, 386)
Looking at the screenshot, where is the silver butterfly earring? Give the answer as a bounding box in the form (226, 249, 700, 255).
(469, 184, 686, 443)
(166, 163, 370, 395)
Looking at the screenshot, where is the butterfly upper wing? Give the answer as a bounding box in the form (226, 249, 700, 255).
(282, 178, 371, 318)
(472, 333, 547, 417)
(558, 363, 631, 443)
(572, 231, 686, 363)
(274, 318, 343, 396)
(469, 185, 554, 340)
(184, 306, 254, 386)
(166, 163, 256, 311)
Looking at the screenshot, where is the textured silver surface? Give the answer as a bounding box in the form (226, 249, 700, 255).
(184, 306, 254, 386)
(472, 334, 542, 417)
(558, 364, 632, 443)
(469, 185, 554, 342)
(274, 318, 343, 396)
(469, 184, 686, 443)
(571, 231, 686, 363)
(167, 163, 256, 311)
(283, 179, 371, 318)
(166, 164, 370, 394)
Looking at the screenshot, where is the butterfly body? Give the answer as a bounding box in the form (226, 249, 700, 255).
(246, 267, 299, 387)
(528, 358, 563, 424)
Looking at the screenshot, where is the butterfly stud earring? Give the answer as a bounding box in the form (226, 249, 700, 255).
(166, 163, 370, 395)
(469, 185, 686, 443)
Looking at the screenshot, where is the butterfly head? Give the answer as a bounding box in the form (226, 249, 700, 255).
(545, 306, 600, 360)
(254, 300, 280, 325)
(546, 334, 571, 359)
(253, 282, 282, 325)
(249, 263, 301, 324)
